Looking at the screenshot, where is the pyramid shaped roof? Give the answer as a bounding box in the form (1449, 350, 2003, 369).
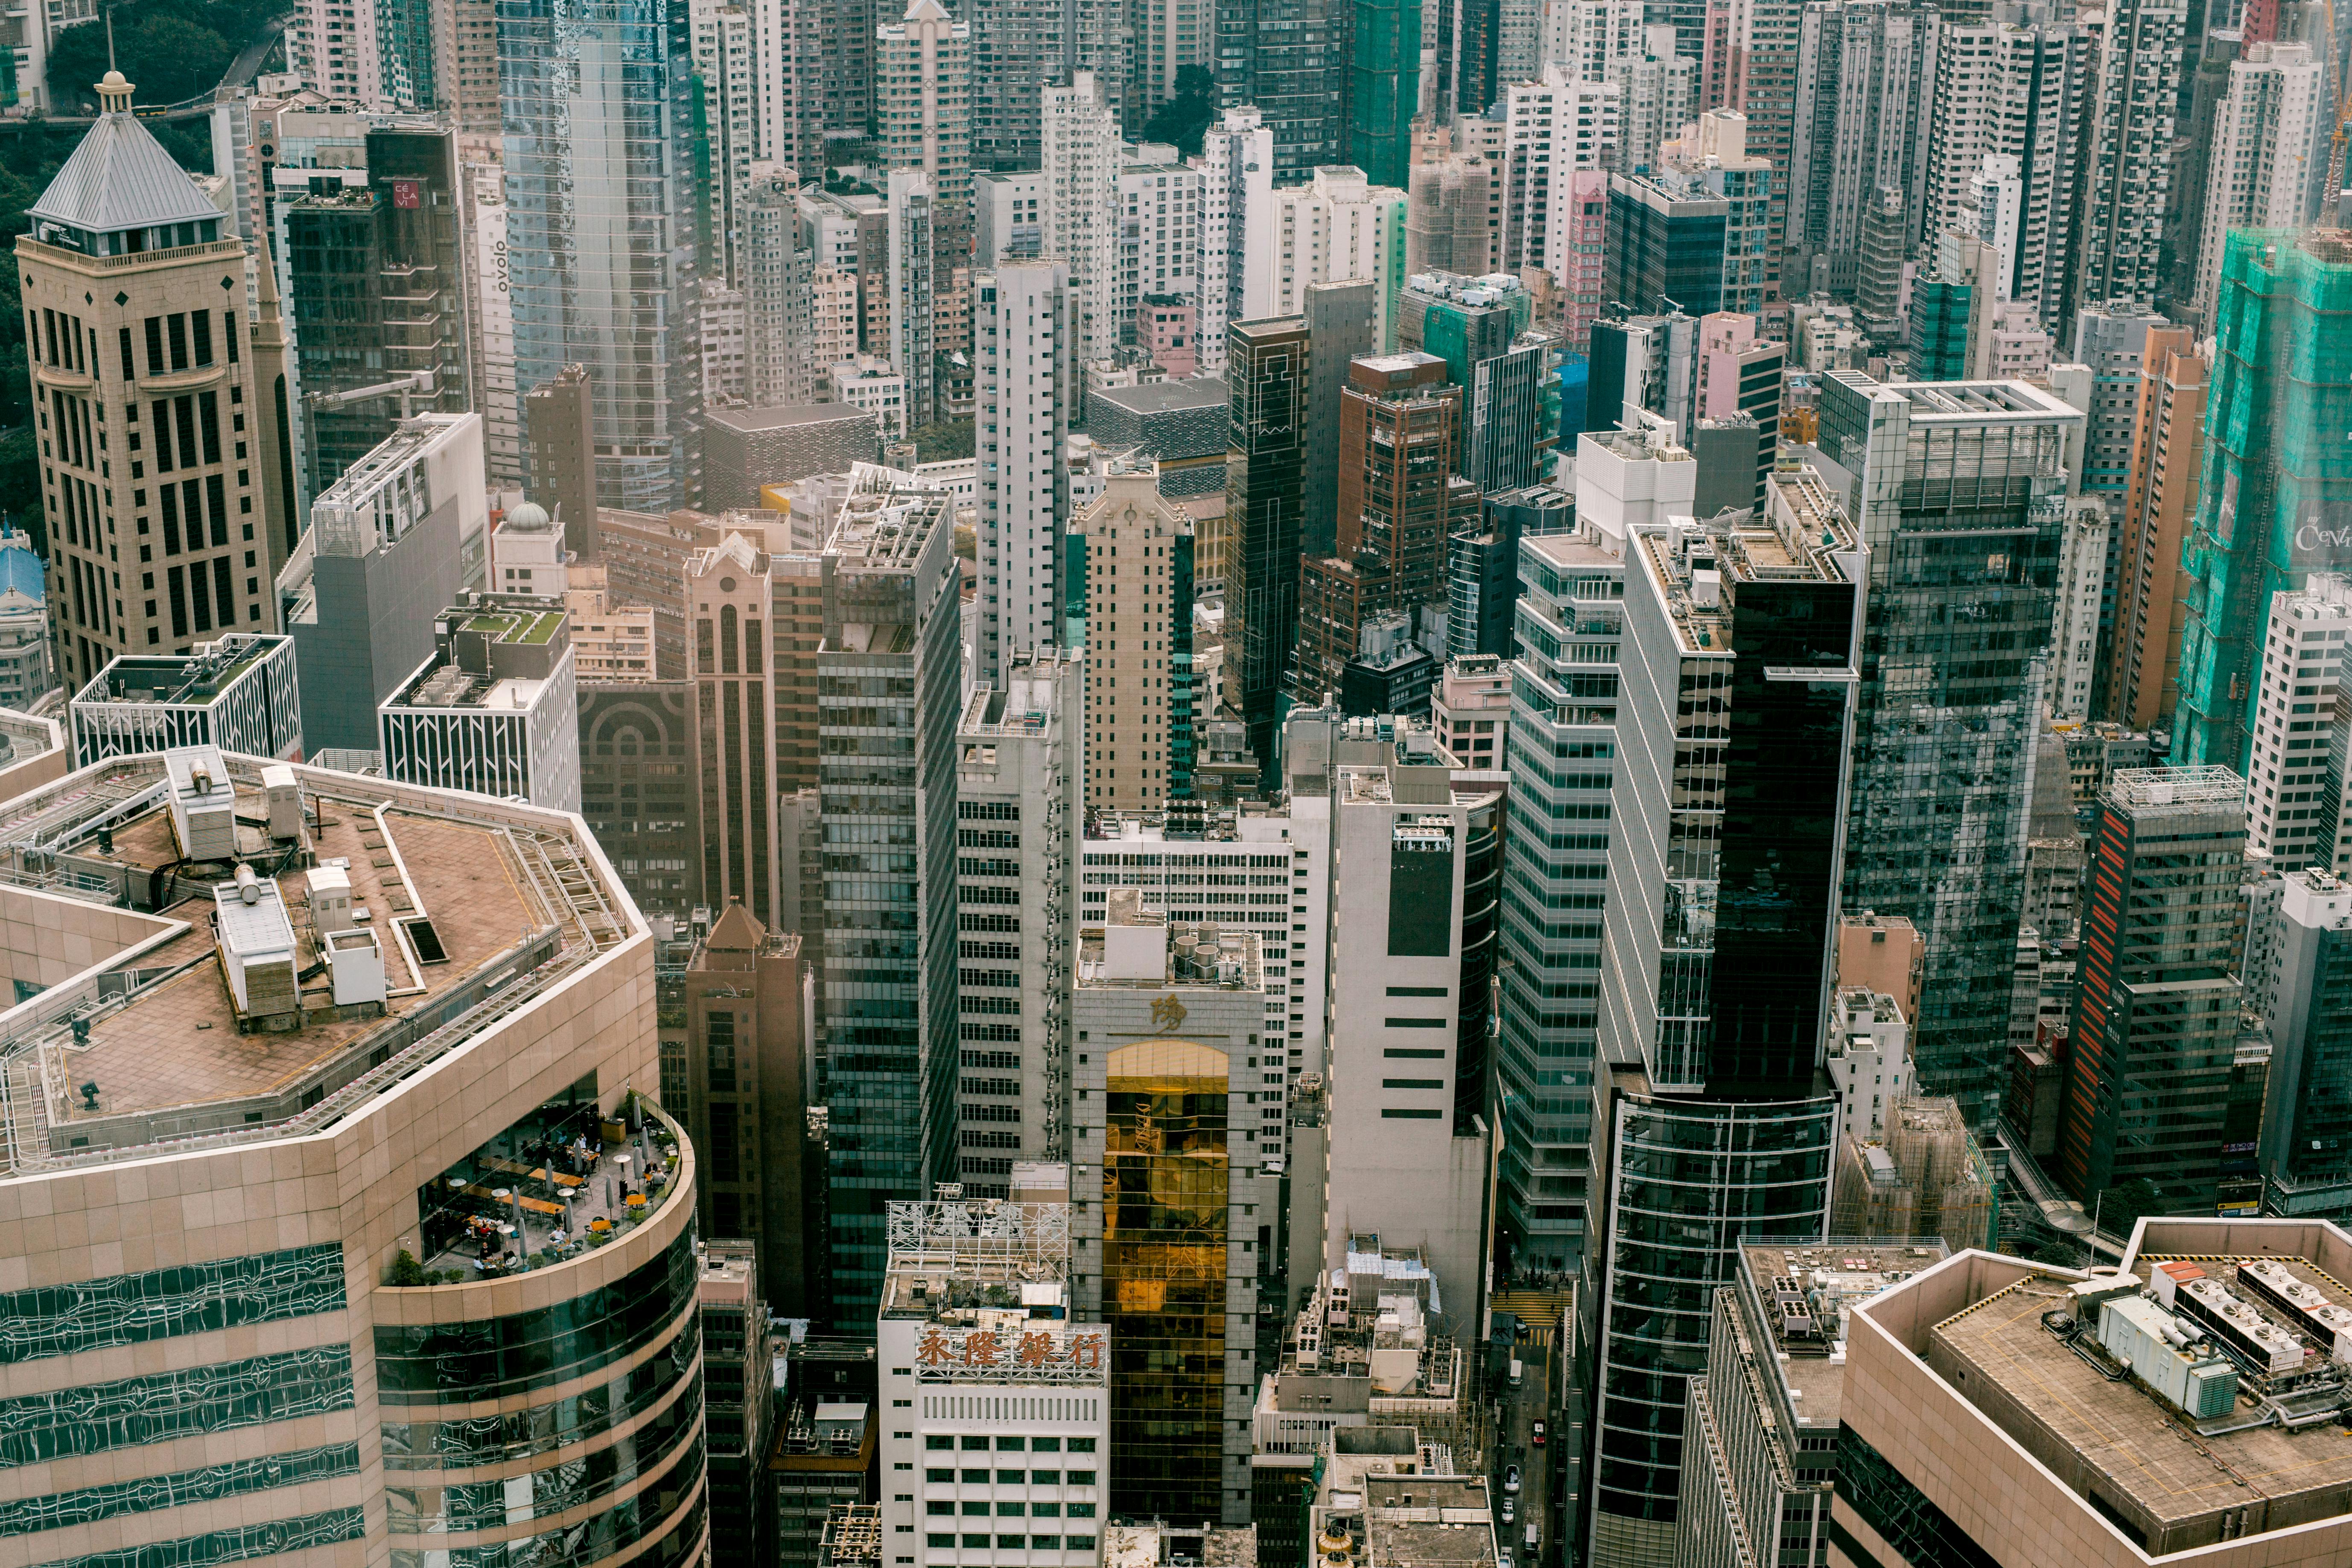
(705, 899, 769, 951)
(28, 96, 227, 238)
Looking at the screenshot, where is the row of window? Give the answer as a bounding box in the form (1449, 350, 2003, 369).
(38, 1507, 364, 1568)
(927, 1501, 1098, 1518)
(926, 1534, 1099, 1550)
(0, 1243, 345, 1366)
(924, 1468, 1097, 1484)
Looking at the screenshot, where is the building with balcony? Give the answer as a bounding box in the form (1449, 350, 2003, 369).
(0, 744, 704, 1567)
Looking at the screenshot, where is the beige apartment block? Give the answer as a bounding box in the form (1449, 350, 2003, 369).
(0, 747, 703, 1566)
(1079, 464, 1194, 814)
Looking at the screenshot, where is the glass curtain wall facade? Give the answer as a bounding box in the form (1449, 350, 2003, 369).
(1102, 1040, 1230, 1521)
(1496, 531, 1626, 1273)
(1812, 375, 2078, 1119)
(1591, 1093, 1835, 1562)
(499, 0, 701, 512)
(1225, 320, 1310, 780)
(821, 509, 964, 1332)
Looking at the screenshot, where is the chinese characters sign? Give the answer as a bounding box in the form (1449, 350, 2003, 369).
(910, 1326, 1109, 1384)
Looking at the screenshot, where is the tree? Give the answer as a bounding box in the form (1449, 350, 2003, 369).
(47, 2, 241, 111)
(906, 418, 974, 463)
(0, 430, 39, 547)
(1141, 64, 1217, 159)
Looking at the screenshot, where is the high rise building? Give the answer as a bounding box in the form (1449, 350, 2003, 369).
(1782, 0, 1938, 297)
(2106, 326, 2205, 731)
(1810, 373, 2081, 1115)
(1039, 73, 1119, 371)
(460, 156, 521, 487)
(1296, 354, 1468, 702)
(2070, 0, 2186, 319)
(1257, 168, 1411, 347)
(578, 679, 700, 917)
(1350, 0, 1421, 186)
(745, 167, 820, 409)
(24, 76, 297, 690)
(1079, 467, 1197, 812)
(2177, 231, 2352, 773)
(279, 413, 486, 754)
(1676, 1241, 1948, 1568)
(2191, 42, 2324, 329)
(2057, 766, 2248, 1210)
(2253, 870, 2352, 1217)
(1407, 140, 1503, 277)
(1588, 473, 1861, 1566)
(975, 262, 1075, 687)
(1611, 23, 1698, 178)
(704, 406, 883, 513)
(1321, 733, 1501, 1309)
(280, 123, 472, 507)
(1448, 484, 1572, 660)
(953, 651, 1080, 1195)
(2064, 301, 2169, 710)
(1214, 0, 1342, 181)
(0, 743, 709, 1562)
(1693, 310, 1782, 508)
(818, 481, 962, 1331)
(1303, 280, 1381, 558)
(378, 599, 581, 812)
(1115, 153, 1205, 348)
(524, 363, 600, 556)
(662, 905, 814, 1302)
(68, 633, 304, 766)
(1495, 435, 1675, 1276)
(701, 1238, 779, 1565)
(1917, 19, 2091, 330)
(2243, 575, 2352, 870)
(877, 1191, 1112, 1566)
(500, 0, 699, 511)
(883, 171, 940, 426)
(1224, 318, 1310, 779)
(971, 0, 1120, 169)
(1069, 899, 1278, 1525)
(1501, 68, 1621, 285)
(1198, 111, 1278, 377)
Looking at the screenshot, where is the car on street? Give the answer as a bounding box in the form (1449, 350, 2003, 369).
(1505, 1465, 1521, 1494)
(1500, 1498, 1516, 1526)
(1532, 1421, 1546, 1447)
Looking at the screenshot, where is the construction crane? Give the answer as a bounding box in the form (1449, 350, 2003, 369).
(2325, 0, 2352, 208)
(303, 371, 435, 419)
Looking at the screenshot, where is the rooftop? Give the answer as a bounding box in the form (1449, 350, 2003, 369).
(1078, 895, 1263, 990)
(709, 403, 880, 434)
(1923, 1253, 2352, 1549)
(74, 635, 284, 709)
(1088, 375, 1228, 418)
(1738, 1241, 1948, 1428)
(26, 84, 227, 237)
(1105, 1524, 1259, 1568)
(0, 749, 634, 1176)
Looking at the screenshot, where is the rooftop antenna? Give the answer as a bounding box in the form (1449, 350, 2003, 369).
(105, 6, 115, 73)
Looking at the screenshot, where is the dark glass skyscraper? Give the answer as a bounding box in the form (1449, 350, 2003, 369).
(1215, 0, 1341, 181)
(282, 125, 471, 507)
(1589, 474, 1861, 1566)
(1224, 318, 1310, 778)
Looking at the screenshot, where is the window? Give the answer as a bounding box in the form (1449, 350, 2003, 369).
(926, 1436, 954, 1451)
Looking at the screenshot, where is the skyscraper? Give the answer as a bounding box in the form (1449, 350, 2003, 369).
(1042, 73, 1121, 370)
(1500, 68, 1620, 284)
(1303, 280, 1380, 558)
(1215, 0, 1342, 181)
(1349, 0, 1422, 185)
(1224, 318, 1310, 779)
(280, 123, 473, 506)
(820, 480, 962, 1331)
(2242, 575, 2352, 870)
(975, 262, 1075, 686)
(0, 748, 707, 1568)
(500, 0, 700, 510)
(1080, 467, 1197, 812)
(2191, 41, 2323, 329)
(2177, 230, 2352, 773)
(1811, 374, 2082, 1116)
(1198, 110, 1277, 376)
(2105, 325, 2205, 730)
(2056, 766, 2248, 1211)
(875, 0, 971, 307)
(23, 73, 297, 689)
(1783, 1, 1937, 297)
(952, 650, 1080, 1194)
(970, 0, 1122, 168)
(1588, 470, 1861, 1567)
(2069, 0, 2185, 318)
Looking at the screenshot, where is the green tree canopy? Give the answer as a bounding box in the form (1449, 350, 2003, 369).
(1140, 64, 1217, 159)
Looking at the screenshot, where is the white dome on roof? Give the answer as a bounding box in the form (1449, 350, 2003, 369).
(503, 501, 555, 533)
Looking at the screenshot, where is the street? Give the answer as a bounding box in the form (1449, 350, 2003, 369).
(1488, 1291, 1567, 1568)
